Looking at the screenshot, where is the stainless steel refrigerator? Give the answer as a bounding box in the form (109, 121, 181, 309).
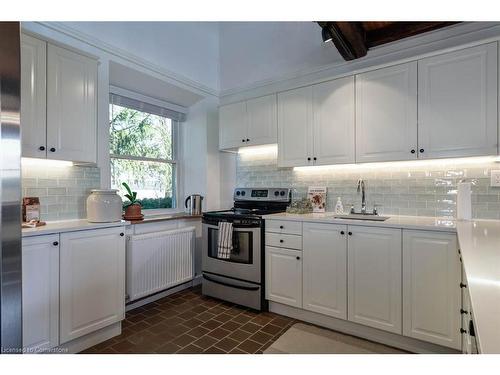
(0, 21, 22, 354)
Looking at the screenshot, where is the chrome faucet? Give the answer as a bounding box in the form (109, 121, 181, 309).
(357, 179, 366, 214)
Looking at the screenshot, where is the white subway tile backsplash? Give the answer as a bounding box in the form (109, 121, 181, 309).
(22, 165, 100, 221)
(236, 153, 500, 219)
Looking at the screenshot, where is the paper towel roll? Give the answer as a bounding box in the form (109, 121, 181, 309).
(457, 182, 472, 220)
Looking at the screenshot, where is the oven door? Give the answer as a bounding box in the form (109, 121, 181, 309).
(202, 222, 261, 283)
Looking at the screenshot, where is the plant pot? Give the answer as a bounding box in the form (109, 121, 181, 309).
(123, 203, 143, 221)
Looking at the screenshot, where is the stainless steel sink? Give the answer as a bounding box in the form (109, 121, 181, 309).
(333, 214, 390, 221)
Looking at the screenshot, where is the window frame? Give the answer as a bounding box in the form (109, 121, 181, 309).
(109, 91, 183, 215)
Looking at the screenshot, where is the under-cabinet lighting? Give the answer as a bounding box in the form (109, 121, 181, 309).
(238, 144, 278, 156)
(293, 156, 500, 172)
(22, 158, 73, 168)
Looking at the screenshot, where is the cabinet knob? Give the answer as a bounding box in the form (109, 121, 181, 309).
(460, 282, 467, 288)
(53, 241, 58, 246)
(460, 328, 467, 334)
(410, 149, 415, 154)
(279, 225, 284, 229)
(460, 309, 468, 315)
(242, 139, 245, 143)
(348, 231, 352, 236)
(120, 233, 125, 237)
(313, 157, 317, 161)
(39, 146, 45, 151)
(49, 147, 56, 152)
(279, 239, 284, 243)
(296, 256, 300, 260)
(340, 231, 345, 235)
(246, 138, 250, 142)
(307, 157, 311, 161)
(419, 148, 424, 153)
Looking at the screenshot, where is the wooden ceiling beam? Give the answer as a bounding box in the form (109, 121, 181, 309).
(317, 21, 461, 61)
(364, 21, 460, 48)
(319, 21, 368, 61)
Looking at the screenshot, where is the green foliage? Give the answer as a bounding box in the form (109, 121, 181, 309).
(121, 182, 138, 206)
(110, 104, 175, 210)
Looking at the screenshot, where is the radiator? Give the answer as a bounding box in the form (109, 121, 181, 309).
(126, 226, 195, 302)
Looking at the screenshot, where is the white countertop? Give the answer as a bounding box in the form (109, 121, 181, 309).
(456, 220, 500, 354)
(263, 212, 457, 232)
(22, 219, 129, 237)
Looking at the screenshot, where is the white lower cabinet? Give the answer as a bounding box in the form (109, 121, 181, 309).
(59, 227, 126, 344)
(302, 222, 347, 319)
(265, 246, 302, 308)
(402, 230, 461, 349)
(347, 226, 402, 334)
(22, 234, 60, 351)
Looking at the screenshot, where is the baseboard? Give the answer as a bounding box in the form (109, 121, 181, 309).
(269, 302, 460, 354)
(57, 322, 122, 354)
(125, 279, 197, 311)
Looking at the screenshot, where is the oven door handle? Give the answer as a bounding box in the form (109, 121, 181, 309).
(202, 274, 260, 291)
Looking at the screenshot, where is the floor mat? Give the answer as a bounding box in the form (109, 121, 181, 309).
(263, 323, 407, 354)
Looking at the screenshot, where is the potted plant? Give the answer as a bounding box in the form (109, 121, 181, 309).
(122, 182, 143, 220)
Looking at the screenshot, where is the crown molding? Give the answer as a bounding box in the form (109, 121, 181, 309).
(35, 22, 219, 98)
(220, 21, 500, 103)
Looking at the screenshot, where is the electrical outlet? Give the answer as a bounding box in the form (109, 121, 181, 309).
(491, 170, 500, 187)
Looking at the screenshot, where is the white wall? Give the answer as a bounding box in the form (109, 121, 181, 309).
(61, 22, 220, 93)
(219, 22, 343, 93)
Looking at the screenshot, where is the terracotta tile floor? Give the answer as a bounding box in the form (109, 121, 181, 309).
(83, 286, 296, 354)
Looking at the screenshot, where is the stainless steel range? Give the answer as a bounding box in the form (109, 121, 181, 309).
(202, 188, 291, 310)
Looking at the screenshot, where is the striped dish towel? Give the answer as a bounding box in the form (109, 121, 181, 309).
(217, 222, 233, 259)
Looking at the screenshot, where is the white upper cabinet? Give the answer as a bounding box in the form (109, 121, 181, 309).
(356, 62, 418, 163)
(403, 230, 461, 350)
(219, 101, 247, 149)
(418, 43, 498, 159)
(246, 94, 277, 146)
(21, 34, 47, 158)
(47, 44, 97, 163)
(22, 235, 60, 352)
(312, 77, 355, 165)
(302, 222, 347, 319)
(219, 94, 277, 150)
(59, 227, 125, 344)
(278, 86, 313, 167)
(348, 226, 402, 334)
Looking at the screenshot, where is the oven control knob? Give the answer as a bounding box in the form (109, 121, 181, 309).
(241, 191, 246, 196)
(274, 191, 279, 196)
(280, 190, 285, 196)
(236, 191, 241, 196)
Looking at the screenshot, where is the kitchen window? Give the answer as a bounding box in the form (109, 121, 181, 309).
(109, 89, 185, 210)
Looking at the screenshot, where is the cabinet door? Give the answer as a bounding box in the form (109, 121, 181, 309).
(356, 62, 417, 163)
(219, 101, 248, 150)
(265, 246, 302, 308)
(403, 230, 461, 349)
(60, 227, 125, 344)
(312, 77, 355, 165)
(303, 223, 347, 319)
(47, 44, 97, 163)
(22, 234, 59, 351)
(277, 86, 313, 167)
(348, 226, 402, 334)
(21, 34, 47, 158)
(246, 94, 277, 146)
(418, 43, 497, 159)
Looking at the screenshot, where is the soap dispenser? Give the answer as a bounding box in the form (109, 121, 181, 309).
(335, 197, 344, 215)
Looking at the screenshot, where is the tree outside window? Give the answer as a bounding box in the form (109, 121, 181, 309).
(109, 103, 176, 209)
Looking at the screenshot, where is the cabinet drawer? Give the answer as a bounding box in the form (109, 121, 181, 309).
(265, 220, 302, 235)
(266, 232, 302, 250)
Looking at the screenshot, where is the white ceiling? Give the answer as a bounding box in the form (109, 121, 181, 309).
(218, 22, 344, 92)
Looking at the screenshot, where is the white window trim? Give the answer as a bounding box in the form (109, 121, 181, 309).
(109, 93, 184, 215)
